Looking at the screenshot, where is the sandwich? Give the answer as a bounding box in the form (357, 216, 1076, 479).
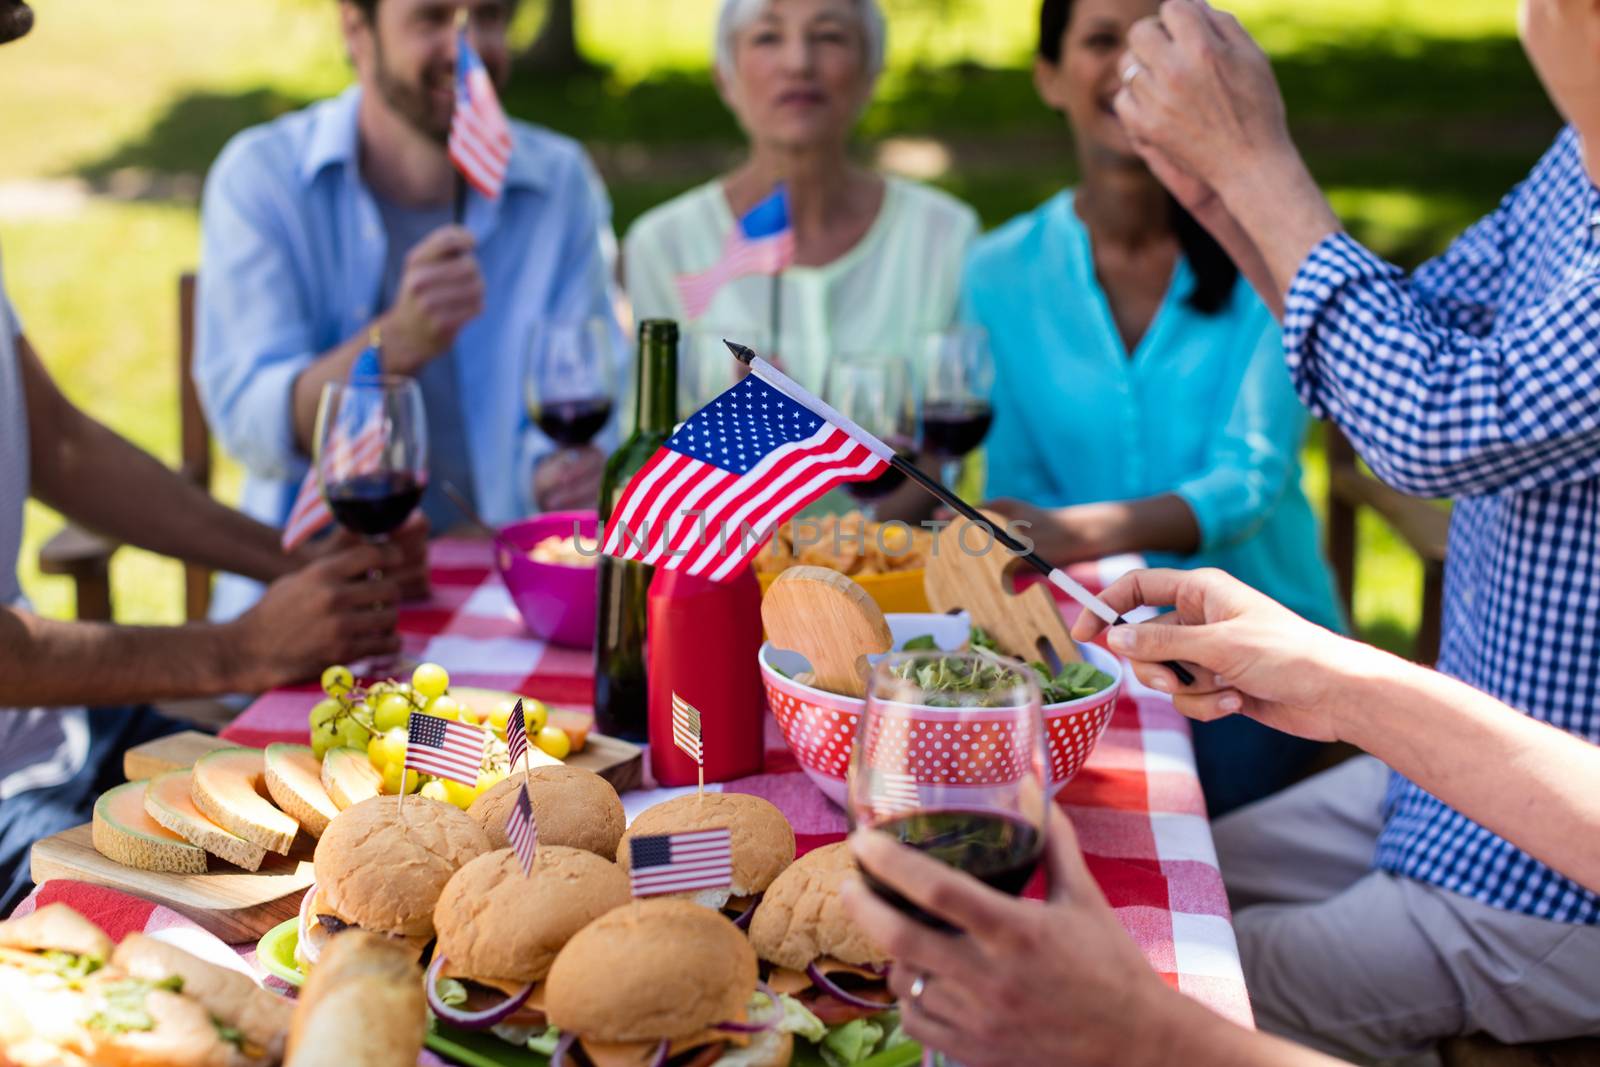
(618, 794, 795, 922)
(298, 794, 491, 965)
(284, 929, 427, 1067)
(469, 766, 626, 860)
(0, 903, 291, 1067)
(748, 843, 905, 1066)
(425, 846, 631, 1050)
(544, 899, 792, 1067)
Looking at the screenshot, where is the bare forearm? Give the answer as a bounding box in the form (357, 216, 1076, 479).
(0, 606, 246, 705)
(1060, 494, 1200, 560)
(1191, 202, 1286, 320)
(1340, 652, 1600, 893)
(1150, 997, 1337, 1067)
(1214, 150, 1342, 310)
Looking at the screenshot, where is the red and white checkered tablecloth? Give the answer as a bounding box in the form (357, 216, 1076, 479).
(26, 539, 1252, 1030)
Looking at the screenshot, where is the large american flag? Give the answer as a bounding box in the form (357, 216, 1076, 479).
(281, 347, 385, 552)
(448, 28, 512, 200)
(505, 783, 538, 876)
(676, 185, 794, 318)
(404, 712, 486, 788)
(601, 373, 887, 581)
(504, 698, 528, 771)
(628, 829, 733, 897)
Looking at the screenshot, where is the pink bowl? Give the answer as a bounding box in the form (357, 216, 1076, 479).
(494, 511, 598, 649)
(759, 614, 1122, 807)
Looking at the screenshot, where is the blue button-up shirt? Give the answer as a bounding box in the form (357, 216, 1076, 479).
(1284, 127, 1600, 922)
(196, 86, 620, 618)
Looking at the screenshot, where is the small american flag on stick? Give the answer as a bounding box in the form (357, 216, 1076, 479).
(676, 185, 794, 318)
(505, 784, 538, 876)
(600, 373, 888, 582)
(448, 27, 512, 200)
(628, 829, 733, 897)
(505, 698, 528, 771)
(404, 712, 486, 788)
(671, 693, 702, 765)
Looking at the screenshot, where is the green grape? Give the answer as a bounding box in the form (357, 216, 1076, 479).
(372, 693, 413, 733)
(412, 662, 450, 701)
(310, 728, 337, 759)
(308, 697, 342, 730)
(321, 665, 355, 700)
(335, 716, 372, 750)
(429, 695, 462, 722)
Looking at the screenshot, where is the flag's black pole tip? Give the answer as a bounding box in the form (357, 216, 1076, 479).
(723, 339, 755, 365)
(1111, 615, 1195, 687)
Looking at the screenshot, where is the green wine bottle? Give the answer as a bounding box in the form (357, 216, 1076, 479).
(594, 320, 679, 741)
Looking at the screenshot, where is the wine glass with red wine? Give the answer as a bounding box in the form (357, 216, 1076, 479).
(919, 326, 994, 492)
(315, 376, 428, 542)
(848, 650, 1048, 928)
(526, 319, 619, 455)
(823, 353, 915, 517)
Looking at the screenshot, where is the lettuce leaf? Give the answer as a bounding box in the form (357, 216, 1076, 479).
(434, 977, 468, 1008)
(776, 994, 827, 1043)
(820, 1017, 885, 1067)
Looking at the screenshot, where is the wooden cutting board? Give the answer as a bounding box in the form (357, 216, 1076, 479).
(30, 826, 314, 942)
(34, 725, 644, 941)
(124, 728, 643, 794)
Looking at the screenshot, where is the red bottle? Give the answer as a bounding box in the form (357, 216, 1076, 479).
(647, 565, 766, 786)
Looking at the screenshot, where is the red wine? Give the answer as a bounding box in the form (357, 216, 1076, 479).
(536, 396, 613, 447)
(921, 401, 993, 458)
(326, 472, 423, 538)
(863, 810, 1041, 930)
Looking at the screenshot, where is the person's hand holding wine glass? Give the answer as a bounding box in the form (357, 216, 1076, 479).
(841, 652, 1188, 1067)
(527, 318, 619, 512)
(314, 374, 427, 673)
(919, 327, 994, 493)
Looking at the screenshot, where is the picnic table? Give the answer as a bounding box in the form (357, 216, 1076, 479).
(19, 538, 1252, 1032)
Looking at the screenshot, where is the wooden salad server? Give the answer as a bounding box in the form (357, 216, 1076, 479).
(761, 566, 893, 698)
(924, 512, 1083, 668)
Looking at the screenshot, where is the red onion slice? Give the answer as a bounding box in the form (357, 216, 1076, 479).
(296, 882, 321, 965)
(550, 1032, 576, 1067)
(647, 1039, 670, 1067)
(424, 954, 536, 1030)
(716, 981, 783, 1033)
(731, 899, 758, 930)
(806, 962, 895, 1010)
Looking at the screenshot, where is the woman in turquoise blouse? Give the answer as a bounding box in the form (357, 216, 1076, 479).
(967, 0, 1343, 814)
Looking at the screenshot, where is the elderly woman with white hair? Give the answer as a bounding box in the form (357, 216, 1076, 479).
(623, 0, 979, 394)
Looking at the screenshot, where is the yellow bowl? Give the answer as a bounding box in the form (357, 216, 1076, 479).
(757, 567, 930, 615)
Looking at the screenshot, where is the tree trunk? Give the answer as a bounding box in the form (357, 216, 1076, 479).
(514, 0, 593, 79)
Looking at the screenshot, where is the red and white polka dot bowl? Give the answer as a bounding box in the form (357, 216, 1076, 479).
(759, 613, 1122, 808)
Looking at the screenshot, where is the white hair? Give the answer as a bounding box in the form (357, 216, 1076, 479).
(715, 0, 887, 82)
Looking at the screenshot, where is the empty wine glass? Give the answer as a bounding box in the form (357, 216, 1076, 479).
(526, 318, 620, 451)
(822, 352, 915, 518)
(919, 326, 994, 491)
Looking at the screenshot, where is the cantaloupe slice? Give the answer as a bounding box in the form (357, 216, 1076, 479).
(92, 781, 206, 874)
(264, 743, 339, 837)
(547, 709, 591, 753)
(144, 769, 268, 871)
(190, 748, 298, 855)
(321, 746, 382, 810)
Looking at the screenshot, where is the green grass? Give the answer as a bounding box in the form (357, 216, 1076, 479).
(1, 0, 1534, 653)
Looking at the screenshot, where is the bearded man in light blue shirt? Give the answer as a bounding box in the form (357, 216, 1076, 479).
(197, 0, 622, 618)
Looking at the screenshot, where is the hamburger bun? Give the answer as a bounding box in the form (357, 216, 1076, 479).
(433, 846, 631, 986)
(286, 931, 427, 1067)
(468, 767, 625, 859)
(312, 795, 491, 945)
(749, 842, 889, 972)
(545, 900, 757, 1044)
(618, 793, 795, 908)
(0, 903, 113, 962)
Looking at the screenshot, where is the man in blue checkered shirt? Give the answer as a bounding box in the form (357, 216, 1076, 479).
(1108, 0, 1600, 1058)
